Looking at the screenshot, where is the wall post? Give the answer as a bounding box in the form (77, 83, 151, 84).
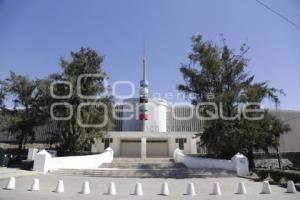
(231, 153, 250, 176)
(33, 150, 52, 174)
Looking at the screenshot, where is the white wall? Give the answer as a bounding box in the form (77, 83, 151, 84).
(33, 148, 114, 173)
(92, 138, 121, 156)
(120, 98, 167, 132)
(112, 138, 121, 156)
(146, 98, 167, 132)
(173, 148, 249, 176)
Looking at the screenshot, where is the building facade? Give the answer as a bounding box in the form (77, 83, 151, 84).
(91, 56, 204, 158)
(91, 99, 205, 157)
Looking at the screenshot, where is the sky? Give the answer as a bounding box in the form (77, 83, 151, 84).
(0, 0, 299, 110)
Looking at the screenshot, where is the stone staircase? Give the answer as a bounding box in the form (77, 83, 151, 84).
(50, 158, 236, 178)
(101, 158, 185, 169)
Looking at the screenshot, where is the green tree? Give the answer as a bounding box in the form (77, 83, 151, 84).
(49, 47, 113, 154)
(0, 72, 49, 157)
(178, 35, 290, 168)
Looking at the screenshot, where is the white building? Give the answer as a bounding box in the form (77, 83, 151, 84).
(91, 57, 300, 159)
(91, 98, 204, 158)
(91, 57, 204, 158)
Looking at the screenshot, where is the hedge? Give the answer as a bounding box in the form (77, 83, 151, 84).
(20, 160, 34, 170)
(253, 168, 300, 183)
(269, 170, 282, 182)
(256, 169, 269, 180)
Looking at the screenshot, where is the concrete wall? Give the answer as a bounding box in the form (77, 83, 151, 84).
(33, 148, 114, 173)
(173, 148, 249, 176)
(174, 148, 234, 171)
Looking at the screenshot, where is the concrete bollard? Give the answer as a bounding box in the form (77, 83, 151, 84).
(55, 180, 64, 193)
(236, 182, 247, 194)
(80, 181, 90, 194)
(133, 182, 143, 196)
(287, 180, 297, 193)
(212, 182, 222, 195)
(106, 182, 116, 195)
(185, 182, 196, 196)
(261, 181, 272, 194)
(5, 177, 16, 190)
(159, 182, 169, 196)
(30, 178, 40, 191)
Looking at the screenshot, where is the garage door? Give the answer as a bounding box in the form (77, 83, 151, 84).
(147, 140, 168, 157)
(120, 140, 141, 157)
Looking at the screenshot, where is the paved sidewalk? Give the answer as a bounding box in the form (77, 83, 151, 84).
(0, 174, 299, 200)
(0, 168, 40, 180)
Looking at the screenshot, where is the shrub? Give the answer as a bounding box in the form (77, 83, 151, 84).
(20, 160, 34, 170)
(256, 169, 269, 180)
(253, 169, 300, 184)
(270, 170, 283, 182)
(284, 171, 300, 183)
(279, 176, 288, 185)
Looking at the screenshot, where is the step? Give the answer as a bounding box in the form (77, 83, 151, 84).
(110, 158, 173, 162)
(49, 158, 236, 178)
(100, 162, 186, 169)
(100, 157, 186, 169)
(50, 168, 236, 178)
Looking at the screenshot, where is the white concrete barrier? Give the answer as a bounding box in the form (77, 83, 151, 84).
(33, 147, 114, 173)
(81, 181, 90, 194)
(106, 182, 117, 195)
(133, 182, 143, 196)
(237, 182, 247, 194)
(8, 179, 297, 195)
(5, 177, 15, 190)
(185, 182, 196, 196)
(173, 148, 249, 176)
(261, 181, 272, 194)
(30, 178, 40, 191)
(212, 182, 222, 195)
(159, 182, 169, 196)
(55, 180, 64, 193)
(287, 180, 297, 193)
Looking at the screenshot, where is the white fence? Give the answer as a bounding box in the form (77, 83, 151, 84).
(33, 147, 114, 173)
(173, 148, 249, 176)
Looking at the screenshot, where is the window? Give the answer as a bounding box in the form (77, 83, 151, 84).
(102, 138, 113, 149)
(175, 138, 187, 150)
